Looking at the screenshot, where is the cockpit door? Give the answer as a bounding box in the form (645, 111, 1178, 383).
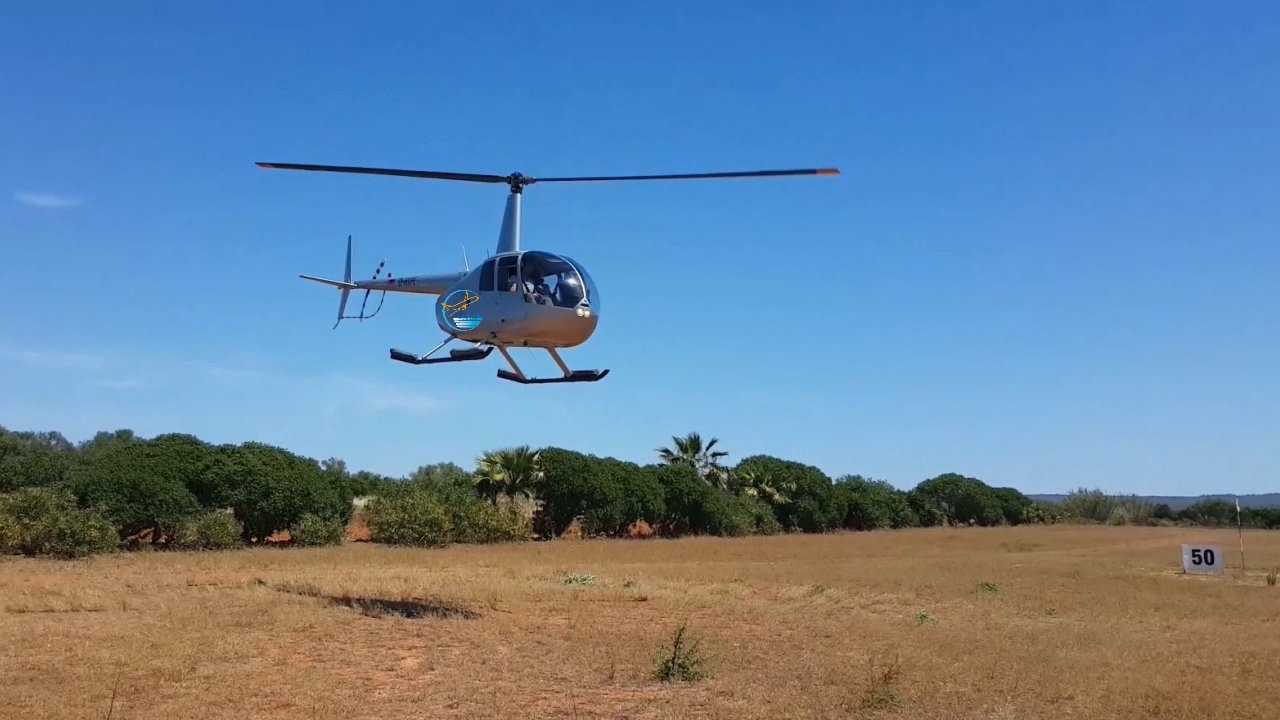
(496, 255, 519, 292)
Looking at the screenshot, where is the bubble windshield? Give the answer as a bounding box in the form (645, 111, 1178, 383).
(562, 256, 598, 313)
(517, 251, 596, 310)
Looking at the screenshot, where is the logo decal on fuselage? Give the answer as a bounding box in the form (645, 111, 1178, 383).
(440, 289, 482, 331)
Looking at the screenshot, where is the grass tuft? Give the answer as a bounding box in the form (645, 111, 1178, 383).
(653, 622, 707, 683)
(861, 653, 904, 710)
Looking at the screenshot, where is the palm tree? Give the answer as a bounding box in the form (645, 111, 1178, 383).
(474, 446, 544, 505)
(732, 466, 794, 506)
(656, 432, 730, 490)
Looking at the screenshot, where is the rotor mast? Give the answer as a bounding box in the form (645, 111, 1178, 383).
(496, 173, 533, 255)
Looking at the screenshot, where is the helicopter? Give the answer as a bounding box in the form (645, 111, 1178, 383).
(255, 161, 840, 384)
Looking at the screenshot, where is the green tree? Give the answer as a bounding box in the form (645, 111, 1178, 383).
(0, 427, 76, 492)
(349, 469, 398, 497)
(835, 476, 917, 530)
(67, 436, 203, 541)
(734, 455, 840, 533)
(1179, 499, 1235, 527)
(990, 486, 1034, 526)
(534, 448, 663, 537)
(407, 462, 472, 496)
(201, 442, 352, 541)
(910, 473, 1004, 526)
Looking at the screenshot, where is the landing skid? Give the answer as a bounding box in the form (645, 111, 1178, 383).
(495, 346, 610, 384)
(389, 335, 493, 365)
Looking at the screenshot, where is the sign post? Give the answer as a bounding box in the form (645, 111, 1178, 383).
(1181, 544, 1224, 575)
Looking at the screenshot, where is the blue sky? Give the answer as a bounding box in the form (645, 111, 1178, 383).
(2, 1, 1277, 495)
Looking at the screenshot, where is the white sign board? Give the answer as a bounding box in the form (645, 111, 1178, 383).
(1181, 544, 1224, 575)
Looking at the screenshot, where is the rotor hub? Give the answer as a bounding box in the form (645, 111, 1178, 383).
(505, 172, 534, 193)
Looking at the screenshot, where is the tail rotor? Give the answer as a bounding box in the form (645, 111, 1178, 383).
(317, 235, 388, 328)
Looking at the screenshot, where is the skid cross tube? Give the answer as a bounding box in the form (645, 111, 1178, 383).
(390, 335, 494, 365)
(495, 346, 610, 385)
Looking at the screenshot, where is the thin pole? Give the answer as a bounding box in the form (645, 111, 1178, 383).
(1236, 496, 1246, 573)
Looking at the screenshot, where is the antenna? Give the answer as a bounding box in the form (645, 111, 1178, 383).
(461, 245, 470, 271)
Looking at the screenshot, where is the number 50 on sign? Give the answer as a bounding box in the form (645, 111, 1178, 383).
(1181, 544, 1224, 574)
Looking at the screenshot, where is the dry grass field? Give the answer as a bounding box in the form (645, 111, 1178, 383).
(2, 525, 1278, 720)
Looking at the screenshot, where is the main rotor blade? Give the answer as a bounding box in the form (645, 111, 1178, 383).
(533, 168, 840, 183)
(255, 162, 508, 184)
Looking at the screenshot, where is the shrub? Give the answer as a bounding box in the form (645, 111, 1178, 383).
(0, 428, 75, 492)
(0, 487, 117, 559)
(653, 622, 707, 683)
(0, 512, 18, 553)
(1106, 497, 1155, 526)
(202, 442, 354, 541)
(290, 512, 346, 547)
(407, 462, 474, 496)
(649, 464, 775, 537)
(535, 448, 610, 536)
(1022, 502, 1064, 525)
(364, 488, 454, 547)
(1061, 488, 1115, 523)
(702, 489, 754, 537)
(744, 495, 783, 535)
(650, 464, 709, 535)
(835, 476, 917, 530)
(910, 473, 1004, 527)
(448, 496, 531, 544)
(171, 510, 244, 551)
(1179, 499, 1236, 527)
(536, 448, 664, 537)
(67, 438, 202, 542)
(735, 455, 841, 533)
(990, 487, 1035, 526)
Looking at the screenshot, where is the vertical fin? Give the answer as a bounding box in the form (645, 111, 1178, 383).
(335, 235, 352, 328)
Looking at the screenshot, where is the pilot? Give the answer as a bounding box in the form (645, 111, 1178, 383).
(504, 269, 520, 292)
(521, 261, 541, 289)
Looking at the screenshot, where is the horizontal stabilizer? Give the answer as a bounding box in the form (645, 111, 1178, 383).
(300, 274, 359, 289)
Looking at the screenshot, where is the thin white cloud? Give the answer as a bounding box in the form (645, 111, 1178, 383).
(0, 343, 446, 417)
(90, 378, 147, 390)
(13, 192, 84, 209)
(319, 373, 445, 416)
(191, 361, 271, 384)
(0, 346, 106, 371)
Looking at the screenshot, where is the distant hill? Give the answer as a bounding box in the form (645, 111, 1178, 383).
(1028, 493, 1280, 511)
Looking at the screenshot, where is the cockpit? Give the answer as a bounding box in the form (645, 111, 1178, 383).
(478, 250, 599, 312)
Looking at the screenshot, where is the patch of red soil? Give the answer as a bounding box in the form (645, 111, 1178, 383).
(559, 517, 584, 540)
(346, 511, 372, 542)
(625, 520, 655, 539)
